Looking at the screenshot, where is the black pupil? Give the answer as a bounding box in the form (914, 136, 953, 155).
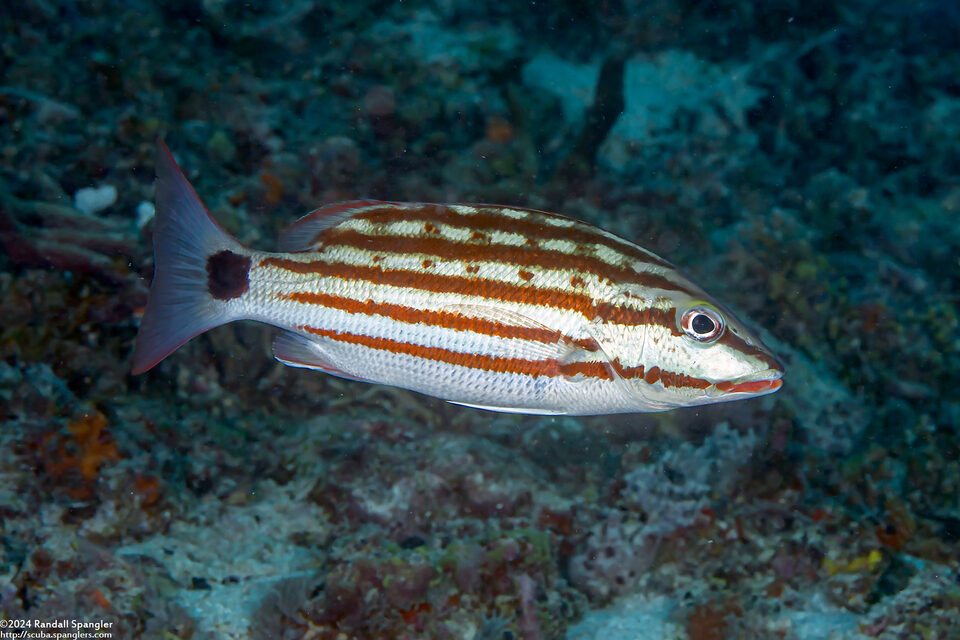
(691, 313, 715, 335)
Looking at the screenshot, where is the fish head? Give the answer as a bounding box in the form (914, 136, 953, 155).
(624, 294, 784, 410)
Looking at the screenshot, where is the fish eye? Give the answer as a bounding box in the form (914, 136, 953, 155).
(680, 305, 724, 343)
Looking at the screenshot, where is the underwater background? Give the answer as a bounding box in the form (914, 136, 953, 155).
(2, 1, 960, 638)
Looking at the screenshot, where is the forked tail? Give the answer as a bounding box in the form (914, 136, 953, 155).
(131, 140, 247, 374)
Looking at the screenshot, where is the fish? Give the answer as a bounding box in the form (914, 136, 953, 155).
(131, 140, 783, 415)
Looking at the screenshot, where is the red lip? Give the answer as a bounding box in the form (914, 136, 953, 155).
(716, 378, 783, 394)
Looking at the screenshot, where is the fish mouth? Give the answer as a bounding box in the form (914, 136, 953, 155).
(713, 369, 784, 396)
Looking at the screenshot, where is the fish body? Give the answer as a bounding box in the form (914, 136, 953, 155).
(132, 140, 783, 415)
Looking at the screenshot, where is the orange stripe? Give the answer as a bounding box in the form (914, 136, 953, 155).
(260, 257, 680, 332)
(279, 291, 600, 350)
(317, 227, 692, 294)
(558, 360, 616, 380)
(717, 331, 783, 372)
(300, 325, 561, 378)
(594, 302, 681, 336)
(715, 378, 781, 394)
(298, 325, 713, 389)
(350, 203, 677, 270)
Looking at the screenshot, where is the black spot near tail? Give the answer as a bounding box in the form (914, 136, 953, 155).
(206, 250, 251, 300)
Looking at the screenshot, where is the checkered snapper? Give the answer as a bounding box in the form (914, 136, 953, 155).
(132, 140, 783, 415)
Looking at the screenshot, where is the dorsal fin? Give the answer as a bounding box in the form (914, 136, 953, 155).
(279, 200, 396, 252)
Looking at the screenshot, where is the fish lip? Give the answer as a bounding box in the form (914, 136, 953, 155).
(713, 368, 784, 396)
(767, 353, 787, 377)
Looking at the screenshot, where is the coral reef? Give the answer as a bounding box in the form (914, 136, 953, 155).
(570, 425, 758, 602)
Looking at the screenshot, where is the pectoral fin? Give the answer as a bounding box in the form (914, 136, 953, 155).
(581, 320, 671, 410)
(272, 331, 369, 383)
(443, 303, 592, 364)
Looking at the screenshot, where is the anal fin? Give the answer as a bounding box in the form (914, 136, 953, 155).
(447, 401, 568, 415)
(272, 331, 369, 383)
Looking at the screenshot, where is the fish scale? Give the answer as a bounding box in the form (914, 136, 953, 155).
(132, 140, 783, 415)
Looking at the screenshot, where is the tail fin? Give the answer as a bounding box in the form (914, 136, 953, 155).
(131, 140, 246, 374)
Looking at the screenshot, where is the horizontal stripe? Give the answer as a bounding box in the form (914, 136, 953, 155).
(715, 378, 782, 394)
(308, 202, 676, 271)
(260, 257, 680, 332)
(336, 218, 528, 250)
(301, 324, 561, 378)
(717, 331, 783, 372)
(298, 324, 713, 390)
(341, 217, 530, 249)
(559, 359, 617, 380)
(315, 228, 692, 295)
(278, 290, 600, 351)
(640, 365, 712, 390)
(594, 302, 680, 335)
(320, 241, 615, 293)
